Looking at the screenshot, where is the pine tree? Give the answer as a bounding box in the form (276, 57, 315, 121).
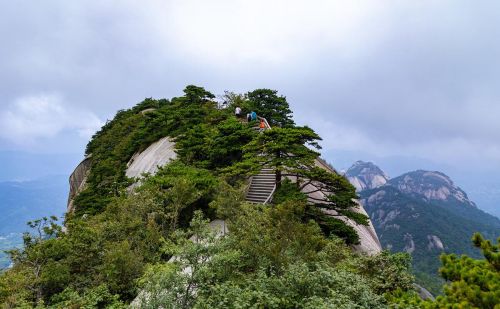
(224, 126, 368, 244)
(247, 89, 294, 127)
(430, 233, 500, 308)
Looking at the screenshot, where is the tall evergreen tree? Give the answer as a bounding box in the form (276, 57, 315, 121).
(224, 126, 368, 244)
(241, 126, 321, 187)
(247, 89, 294, 127)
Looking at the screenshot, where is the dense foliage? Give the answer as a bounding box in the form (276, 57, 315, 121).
(431, 233, 500, 308)
(74, 86, 223, 215)
(4, 85, 491, 308)
(137, 205, 413, 309)
(390, 233, 500, 308)
(246, 89, 294, 127)
(224, 126, 368, 244)
(176, 118, 256, 170)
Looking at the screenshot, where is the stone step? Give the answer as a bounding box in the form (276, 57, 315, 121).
(259, 170, 274, 174)
(250, 182, 274, 189)
(256, 178, 273, 181)
(252, 179, 275, 183)
(247, 191, 272, 197)
(249, 184, 275, 189)
(251, 179, 275, 184)
(251, 183, 275, 187)
(248, 191, 273, 196)
(250, 183, 274, 188)
(254, 173, 275, 177)
(252, 176, 275, 181)
(250, 184, 272, 189)
(245, 165, 275, 204)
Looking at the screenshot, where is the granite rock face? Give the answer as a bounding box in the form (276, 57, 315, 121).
(345, 161, 389, 192)
(67, 137, 177, 212)
(126, 137, 177, 179)
(427, 235, 444, 251)
(307, 158, 382, 255)
(388, 170, 476, 208)
(67, 156, 92, 213)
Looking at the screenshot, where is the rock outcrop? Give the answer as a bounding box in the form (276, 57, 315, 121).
(427, 235, 444, 251)
(387, 170, 476, 208)
(307, 158, 382, 254)
(345, 161, 389, 192)
(67, 137, 177, 212)
(126, 137, 177, 179)
(67, 155, 92, 213)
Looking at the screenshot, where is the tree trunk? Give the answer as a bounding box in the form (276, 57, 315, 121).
(275, 151, 281, 189)
(276, 169, 281, 190)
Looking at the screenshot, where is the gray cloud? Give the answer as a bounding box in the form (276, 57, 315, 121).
(0, 93, 102, 145)
(1, 0, 500, 171)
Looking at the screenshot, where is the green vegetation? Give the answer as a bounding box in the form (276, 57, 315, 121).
(1, 85, 495, 308)
(390, 233, 500, 308)
(176, 118, 256, 170)
(431, 233, 500, 308)
(246, 89, 294, 127)
(74, 85, 220, 216)
(225, 125, 367, 244)
(137, 206, 413, 308)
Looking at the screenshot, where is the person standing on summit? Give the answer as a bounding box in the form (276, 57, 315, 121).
(235, 106, 242, 118)
(250, 111, 257, 121)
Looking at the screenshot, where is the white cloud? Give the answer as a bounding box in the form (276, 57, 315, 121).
(157, 0, 388, 67)
(1, 0, 500, 172)
(0, 93, 103, 145)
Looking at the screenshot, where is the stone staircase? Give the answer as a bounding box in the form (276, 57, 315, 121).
(244, 116, 276, 204)
(245, 167, 276, 204)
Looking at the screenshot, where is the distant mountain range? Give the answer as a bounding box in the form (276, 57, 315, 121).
(0, 175, 68, 234)
(0, 175, 68, 269)
(0, 151, 82, 182)
(346, 161, 500, 294)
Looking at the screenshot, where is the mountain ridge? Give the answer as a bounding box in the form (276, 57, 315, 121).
(346, 161, 500, 294)
(388, 170, 477, 209)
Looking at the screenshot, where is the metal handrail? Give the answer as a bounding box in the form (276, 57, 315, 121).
(244, 115, 276, 204)
(263, 183, 276, 205)
(259, 116, 274, 204)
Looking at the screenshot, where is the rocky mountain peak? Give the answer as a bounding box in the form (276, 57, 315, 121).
(345, 161, 389, 191)
(387, 170, 477, 208)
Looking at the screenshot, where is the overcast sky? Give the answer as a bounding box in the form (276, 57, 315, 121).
(1, 0, 500, 180)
